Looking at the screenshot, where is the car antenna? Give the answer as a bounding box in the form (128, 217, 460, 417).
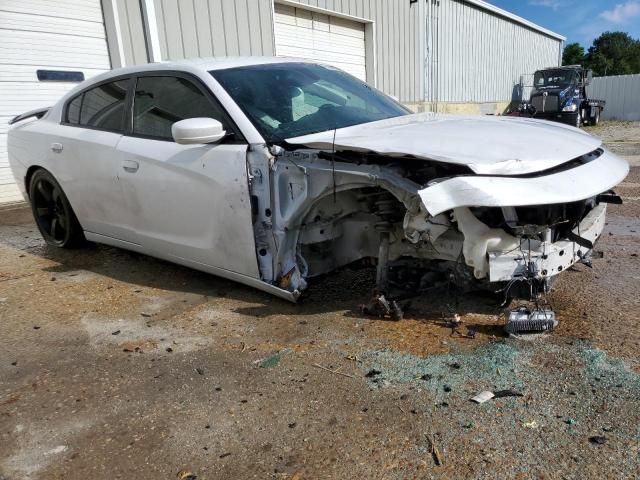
(331, 126, 337, 203)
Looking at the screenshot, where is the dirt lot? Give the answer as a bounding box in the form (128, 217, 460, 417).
(1, 122, 639, 479)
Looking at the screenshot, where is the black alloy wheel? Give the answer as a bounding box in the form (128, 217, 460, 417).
(29, 169, 85, 248)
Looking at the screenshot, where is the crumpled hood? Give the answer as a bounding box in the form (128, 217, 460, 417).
(286, 112, 602, 175)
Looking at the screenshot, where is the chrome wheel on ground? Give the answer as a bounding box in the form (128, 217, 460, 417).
(29, 169, 85, 248)
(593, 108, 600, 126)
(575, 111, 582, 128)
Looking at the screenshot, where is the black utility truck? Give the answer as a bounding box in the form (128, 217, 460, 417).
(529, 65, 605, 127)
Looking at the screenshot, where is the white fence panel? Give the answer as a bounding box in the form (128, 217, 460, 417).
(588, 74, 640, 121)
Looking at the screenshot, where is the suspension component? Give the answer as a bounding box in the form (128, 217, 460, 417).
(374, 198, 396, 293)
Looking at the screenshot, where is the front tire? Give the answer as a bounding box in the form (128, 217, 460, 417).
(29, 169, 85, 248)
(574, 111, 582, 128)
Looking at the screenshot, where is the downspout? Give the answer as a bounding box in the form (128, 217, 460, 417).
(558, 39, 564, 66)
(433, 0, 440, 113)
(426, 0, 433, 110)
(418, 0, 426, 106)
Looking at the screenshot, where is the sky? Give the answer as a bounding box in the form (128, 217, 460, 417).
(485, 0, 640, 47)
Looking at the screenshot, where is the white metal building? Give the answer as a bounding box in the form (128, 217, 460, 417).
(0, 0, 564, 204)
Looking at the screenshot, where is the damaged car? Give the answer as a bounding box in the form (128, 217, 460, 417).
(7, 58, 629, 306)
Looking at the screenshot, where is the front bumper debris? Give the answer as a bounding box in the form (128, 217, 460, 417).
(488, 203, 607, 282)
(418, 149, 628, 216)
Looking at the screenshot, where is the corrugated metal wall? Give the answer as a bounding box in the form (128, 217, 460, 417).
(429, 0, 561, 104)
(146, 0, 422, 103)
(104, 0, 562, 105)
(153, 0, 275, 60)
(289, 0, 422, 103)
(588, 74, 640, 121)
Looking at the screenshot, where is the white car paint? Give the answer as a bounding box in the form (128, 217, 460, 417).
(488, 203, 607, 282)
(6, 57, 630, 303)
(418, 148, 628, 216)
(113, 136, 258, 278)
(286, 112, 603, 175)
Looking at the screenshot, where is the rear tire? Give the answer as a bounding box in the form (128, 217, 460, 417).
(592, 108, 600, 126)
(29, 169, 86, 248)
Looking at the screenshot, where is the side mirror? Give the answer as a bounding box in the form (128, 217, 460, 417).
(171, 117, 226, 145)
(585, 70, 593, 85)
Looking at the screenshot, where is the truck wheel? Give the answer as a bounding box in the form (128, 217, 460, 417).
(575, 111, 582, 128)
(593, 109, 600, 126)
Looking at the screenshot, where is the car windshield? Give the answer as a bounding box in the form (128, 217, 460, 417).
(533, 69, 576, 89)
(211, 63, 409, 142)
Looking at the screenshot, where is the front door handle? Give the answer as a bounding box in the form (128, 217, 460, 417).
(122, 160, 139, 173)
(51, 142, 63, 153)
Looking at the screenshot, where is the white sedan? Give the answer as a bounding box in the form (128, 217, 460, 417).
(7, 57, 628, 303)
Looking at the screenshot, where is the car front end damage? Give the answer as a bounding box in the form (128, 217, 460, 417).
(247, 139, 628, 310)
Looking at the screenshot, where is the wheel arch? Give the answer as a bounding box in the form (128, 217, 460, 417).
(25, 165, 46, 198)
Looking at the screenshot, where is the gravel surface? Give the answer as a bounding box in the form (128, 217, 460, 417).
(585, 120, 640, 165)
(0, 123, 639, 479)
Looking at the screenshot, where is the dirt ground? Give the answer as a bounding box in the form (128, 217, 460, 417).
(1, 122, 639, 480)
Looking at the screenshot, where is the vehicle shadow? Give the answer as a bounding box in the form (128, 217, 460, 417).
(1, 214, 505, 322)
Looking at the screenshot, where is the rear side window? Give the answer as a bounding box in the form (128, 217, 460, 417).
(132, 76, 227, 140)
(66, 95, 82, 124)
(64, 79, 128, 131)
(80, 80, 128, 130)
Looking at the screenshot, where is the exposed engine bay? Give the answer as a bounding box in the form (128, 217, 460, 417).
(247, 143, 627, 307)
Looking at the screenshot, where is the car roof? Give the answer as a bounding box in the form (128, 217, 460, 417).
(172, 56, 311, 70)
(101, 56, 312, 78)
(74, 56, 316, 92)
(51, 56, 318, 114)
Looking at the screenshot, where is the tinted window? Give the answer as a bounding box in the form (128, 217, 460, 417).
(76, 80, 128, 131)
(66, 95, 82, 124)
(212, 63, 408, 142)
(133, 76, 225, 140)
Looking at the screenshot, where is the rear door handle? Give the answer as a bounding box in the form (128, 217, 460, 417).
(51, 142, 63, 153)
(122, 160, 139, 173)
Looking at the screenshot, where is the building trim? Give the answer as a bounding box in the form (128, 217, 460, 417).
(102, 0, 127, 68)
(276, 0, 373, 23)
(463, 0, 565, 41)
(140, 0, 162, 62)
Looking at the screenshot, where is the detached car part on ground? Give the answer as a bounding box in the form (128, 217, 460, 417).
(7, 58, 629, 308)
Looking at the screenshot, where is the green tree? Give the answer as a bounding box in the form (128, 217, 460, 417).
(562, 43, 585, 66)
(584, 31, 640, 76)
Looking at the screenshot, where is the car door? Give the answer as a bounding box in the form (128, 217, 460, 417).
(114, 73, 260, 278)
(56, 78, 139, 244)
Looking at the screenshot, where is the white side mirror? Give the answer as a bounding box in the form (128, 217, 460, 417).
(171, 117, 226, 145)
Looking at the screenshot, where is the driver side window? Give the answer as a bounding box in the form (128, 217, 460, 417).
(132, 76, 227, 141)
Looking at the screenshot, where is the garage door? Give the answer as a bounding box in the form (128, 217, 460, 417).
(0, 0, 111, 204)
(274, 3, 367, 81)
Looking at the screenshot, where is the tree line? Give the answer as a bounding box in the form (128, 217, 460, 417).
(563, 32, 640, 76)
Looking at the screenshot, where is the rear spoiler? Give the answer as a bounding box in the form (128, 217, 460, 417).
(8, 107, 51, 125)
